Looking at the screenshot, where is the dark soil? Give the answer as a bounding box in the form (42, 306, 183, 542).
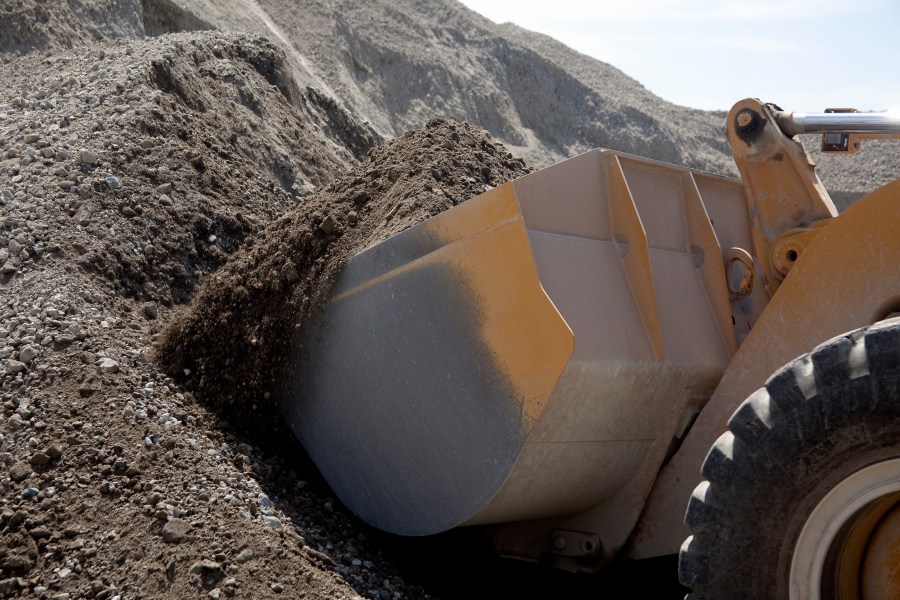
(153, 117, 531, 435)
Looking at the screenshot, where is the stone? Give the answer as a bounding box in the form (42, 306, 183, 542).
(189, 559, 222, 575)
(318, 215, 337, 235)
(143, 303, 158, 319)
(78, 376, 101, 397)
(29, 452, 51, 467)
(6, 360, 26, 373)
(3, 555, 30, 570)
(45, 444, 63, 460)
(105, 176, 121, 189)
(79, 150, 97, 166)
(0, 578, 22, 595)
(9, 461, 31, 482)
(8, 511, 27, 529)
(162, 518, 191, 543)
(19, 345, 38, 364)
(98, 357, 120, 373)
(235, 548, 254, 563)
(155, 183, 172, 195)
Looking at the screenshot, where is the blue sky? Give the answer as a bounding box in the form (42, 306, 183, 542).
(458, 0, 899, 113)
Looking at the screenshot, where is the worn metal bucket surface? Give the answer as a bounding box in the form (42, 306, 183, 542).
(285, 149, 754, 536)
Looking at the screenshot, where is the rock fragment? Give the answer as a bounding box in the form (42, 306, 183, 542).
(318, 215, 337, 234)
(98, 357, 120, 373)
(143, 303, 158, 319)
(162, 518, 192, 543)
(9, 462, 31, 482)
(5, 360, 26, 373)
(79, 150, 97, 166)
(235, 548, 254, 563)
(19, 345, 39, 364)
(29, 452, 51, 467)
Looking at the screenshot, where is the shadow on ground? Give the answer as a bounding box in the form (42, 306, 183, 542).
(227, 417, 686, 600)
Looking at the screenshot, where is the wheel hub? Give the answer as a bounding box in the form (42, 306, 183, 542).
(790, 458, 900, 600)
(861, 501, 900, 599)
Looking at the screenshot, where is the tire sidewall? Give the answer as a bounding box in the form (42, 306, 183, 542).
(682, 322, 900, 599)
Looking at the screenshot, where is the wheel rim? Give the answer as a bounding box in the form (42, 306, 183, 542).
(790, 459, 900, 600)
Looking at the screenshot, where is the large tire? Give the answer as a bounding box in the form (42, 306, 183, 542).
(679, 319, 900, 599)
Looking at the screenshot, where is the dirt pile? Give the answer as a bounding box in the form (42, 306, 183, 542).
(154, 117, 531, 433)
(0, 0, 213, 54)
(228, 0, 732, 174)
(1, 31, 378, 306)
(0, 31, 435, 600)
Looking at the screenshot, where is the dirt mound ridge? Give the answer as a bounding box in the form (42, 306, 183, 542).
(0, 31, 378, 306)
(0, 0, 214, 54)
(230, 0, 729, 173)
(154, 116, 531, 431)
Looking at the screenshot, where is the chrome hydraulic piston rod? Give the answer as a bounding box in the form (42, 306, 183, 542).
(774, 109, 900, 136)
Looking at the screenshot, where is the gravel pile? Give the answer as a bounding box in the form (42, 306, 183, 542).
(0, 31, 432, 600)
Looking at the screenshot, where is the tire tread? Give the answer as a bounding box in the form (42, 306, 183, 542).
(679, 320, 900, 598)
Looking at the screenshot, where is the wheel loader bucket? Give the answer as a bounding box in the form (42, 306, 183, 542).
(285, 149, 752, 536)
